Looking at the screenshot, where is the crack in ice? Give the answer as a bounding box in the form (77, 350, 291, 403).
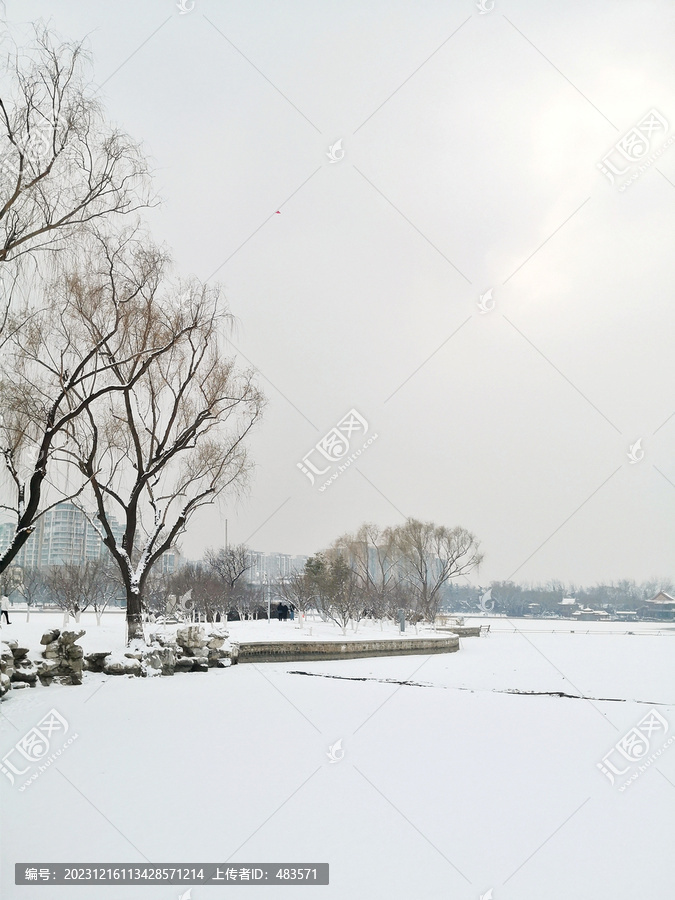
(286, 671, 670, 706)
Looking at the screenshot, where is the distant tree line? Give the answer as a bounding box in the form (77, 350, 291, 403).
(443, 579, 675, 617)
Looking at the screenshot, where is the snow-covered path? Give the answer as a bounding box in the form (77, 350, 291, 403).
(1, 620, 673, 899)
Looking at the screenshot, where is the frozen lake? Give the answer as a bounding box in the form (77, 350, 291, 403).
(1, 616, 673, 899)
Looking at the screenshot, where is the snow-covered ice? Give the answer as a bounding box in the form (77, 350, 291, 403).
(1, 613, 673, 899)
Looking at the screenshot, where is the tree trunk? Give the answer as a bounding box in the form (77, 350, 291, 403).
(96, 612, 102, 626)
(126, 588, 144, 643)
(75, 610, 82, 623)
(62, 611, 69, 627)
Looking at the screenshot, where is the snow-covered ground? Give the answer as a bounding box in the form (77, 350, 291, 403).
(0, 608, 463, 654)
(1, 615, 673, 899)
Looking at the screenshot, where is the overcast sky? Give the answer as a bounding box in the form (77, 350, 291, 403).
(6, 0, 675, 585)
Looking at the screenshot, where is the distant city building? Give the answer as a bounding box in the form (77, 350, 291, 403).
(245, 551, 308, 584)
(0, 503, 120, 568)
(159, 549, 179, 575)
(0, 503, 179, 573)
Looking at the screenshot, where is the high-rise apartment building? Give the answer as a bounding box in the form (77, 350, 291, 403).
(1, 503, 123, 569)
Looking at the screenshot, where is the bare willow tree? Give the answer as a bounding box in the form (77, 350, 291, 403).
(390, 518, 483, 624)
(44, 558, 117, 625)
(16, 565, 46, 622)
(205, 544, 251, 593)
(278, 570, 316, 628)
(205, 544, 253, 620)
(0, 231, 177, 576)
(0, 22, 153, 570)
(332, 522, 401, 627)
(0, 25, 151, 269)
(167, 562, 225, 624)
(306, 553, 362, 635)
(67, 284, 264, 642)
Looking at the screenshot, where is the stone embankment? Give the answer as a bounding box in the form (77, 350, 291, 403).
(230, 634, 460, 664)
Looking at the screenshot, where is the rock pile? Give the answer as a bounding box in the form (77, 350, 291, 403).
(0, 641, 14, 697)
(83, 651, 111, 674)
(83, 626, 230, 678)
(0, 639, 38, 692)
(174, 625, 230, 671)
(37, 629, 85, 686)
(10, 642, 37, 688)
(0, 626, 231, 698)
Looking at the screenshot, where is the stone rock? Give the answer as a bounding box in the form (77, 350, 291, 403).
(144, 665, 161, 677)
(5, 639, 18, 651)
(103, 657, 142, 676)
(208, 627, 229, 638)
(124, 651, 144, 660)
(11, 646, 29, 659)
(56, 674, 82, 686)
(191, 656, 209, 672)
(65, 645, 84, 660)
(84, 652, 109, 673)
(15, 658, 35, 669)
(11, 670, 37, 685)
(38, 659, 60, 675)
(11, 680, 27, 690)
(60, 629, 85, 645)
(40, 630, 60, 645)
(148, 631, 175, 648)
(144, 650, 162, 669)
(207, 636, 226, 650)
(0, 672, 11, 696)
(174, 657, 194, 671)
(153, 647, 176, 676)
(176, 626, 207, 650)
